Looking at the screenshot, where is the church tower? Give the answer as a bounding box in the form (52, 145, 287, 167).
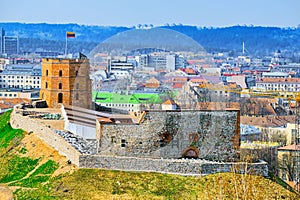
(40, 56, 92, 109)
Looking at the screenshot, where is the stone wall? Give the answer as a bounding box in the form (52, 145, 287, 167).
(10, 107, 81, 165)
(98, 110, 240, 161)
(79, 155, 268, 177)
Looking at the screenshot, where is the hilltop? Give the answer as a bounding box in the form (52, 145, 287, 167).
(1, 23, 300, 56)
(0, 110, 299, 199)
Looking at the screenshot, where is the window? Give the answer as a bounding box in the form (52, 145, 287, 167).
(282, 171, 287, 180)
(46, 70, 48, 76)
(76, 83, 79, 89)
(121, 139, 126, 147)
(111, 136, 116, 143)
(58, 93, 63, 103)
(59, 70, 62, 77)
(45, 82, 48, 88)
(76, 93, 79, 100)
(282, 154, 287, 164)
(76, 70, 78, 76)
(59, 83, 62, 89)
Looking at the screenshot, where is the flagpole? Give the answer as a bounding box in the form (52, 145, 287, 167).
(65, 33, 68, 57)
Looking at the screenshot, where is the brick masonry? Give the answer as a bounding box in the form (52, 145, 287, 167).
(40, 58, 92, 109)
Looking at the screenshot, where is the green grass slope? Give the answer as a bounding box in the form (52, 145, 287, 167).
(0, 110, 299, 199)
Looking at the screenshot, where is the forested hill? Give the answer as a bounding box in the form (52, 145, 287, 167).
(1, 22, 300, 56)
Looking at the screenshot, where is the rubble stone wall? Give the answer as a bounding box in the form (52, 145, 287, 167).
(79, 155, 268, 177)
(98, 110, 240, 161)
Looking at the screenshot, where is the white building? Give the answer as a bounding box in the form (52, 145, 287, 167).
(0, 64, 41, 89)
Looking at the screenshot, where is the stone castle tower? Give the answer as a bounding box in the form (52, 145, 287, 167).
(40, 57, 92, 109)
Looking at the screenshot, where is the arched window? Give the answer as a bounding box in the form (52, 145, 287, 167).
(76, 93, 79, 100)
(59, 83, 62, 89)
(59, 70, 62, 77)
(46, 70, 48, 76)
(58, 93, 63, 103)
(45, 82, 48, 88)
(76, 70, 78, 76)
(76, 83, 79, 89)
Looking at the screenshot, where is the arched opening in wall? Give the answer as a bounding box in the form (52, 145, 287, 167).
(161, 131, 172, 143)
(59, 70, 63, 77)
(182, 147, 200, 159)
(45, 82, 48, 88)
(59, 83, 62, 89)
(46, 70, 48, 76)
(58, 93, 63, 103)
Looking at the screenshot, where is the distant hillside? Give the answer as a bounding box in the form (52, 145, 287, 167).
(0, 110, 299, 199)
(1, 23, 300, 56)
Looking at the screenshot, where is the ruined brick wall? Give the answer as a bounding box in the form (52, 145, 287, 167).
(98, 110, 240, 161)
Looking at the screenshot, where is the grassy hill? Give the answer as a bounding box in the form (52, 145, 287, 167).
(0, 110, 299, 199)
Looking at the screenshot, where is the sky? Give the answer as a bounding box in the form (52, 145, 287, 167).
(1, 0, 300, 27)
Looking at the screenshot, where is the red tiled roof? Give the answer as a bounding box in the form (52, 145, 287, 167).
(240, 115, 295, 127)
(258, 77, 300, 83)
(173, 83, 184, 89)
(278, 144, 300, 151)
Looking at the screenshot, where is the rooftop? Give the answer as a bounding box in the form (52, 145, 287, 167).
(278, 144, 300, 151)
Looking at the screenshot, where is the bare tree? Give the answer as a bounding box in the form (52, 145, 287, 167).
(277, 151, 298, 182)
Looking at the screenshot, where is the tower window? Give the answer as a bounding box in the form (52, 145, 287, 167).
(76, 93, 79, 100)
(45, 82, 48, 88)
(58, 93, 63, 103)
(59, 70, 62, 77)
(76, 83, 79, 89)
(46, 70, 48, 76)
(59, 83, 62, 89)
(76, 70, 78, 76)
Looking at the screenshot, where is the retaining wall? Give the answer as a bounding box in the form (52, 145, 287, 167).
(10, 107, 81, 165)
(79, 155, 268, 176)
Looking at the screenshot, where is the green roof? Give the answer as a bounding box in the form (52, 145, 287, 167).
(93, 92, 163, 104)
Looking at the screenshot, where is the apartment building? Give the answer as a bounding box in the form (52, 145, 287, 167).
(256, 77, 300, 92)
(0, 64, 41, 89)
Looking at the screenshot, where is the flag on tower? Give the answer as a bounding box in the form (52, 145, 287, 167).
(66, 32, 75, 38)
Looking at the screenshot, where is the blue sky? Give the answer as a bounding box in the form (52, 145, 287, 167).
(1, 0, 299, 27)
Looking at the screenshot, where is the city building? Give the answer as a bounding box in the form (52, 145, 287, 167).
(256, 77, 300, 93)
(0, 28, 19, 56)
(0, 28, 4, 55)
(0, 64, 41, 89)
(40, 55, 92, 108)
(3, 36, 19, 56)
(277, 144, 300, 191)
(107, 56, 134, 77)
(93, 92, 162, 112)
(240, 124, 262, 142)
